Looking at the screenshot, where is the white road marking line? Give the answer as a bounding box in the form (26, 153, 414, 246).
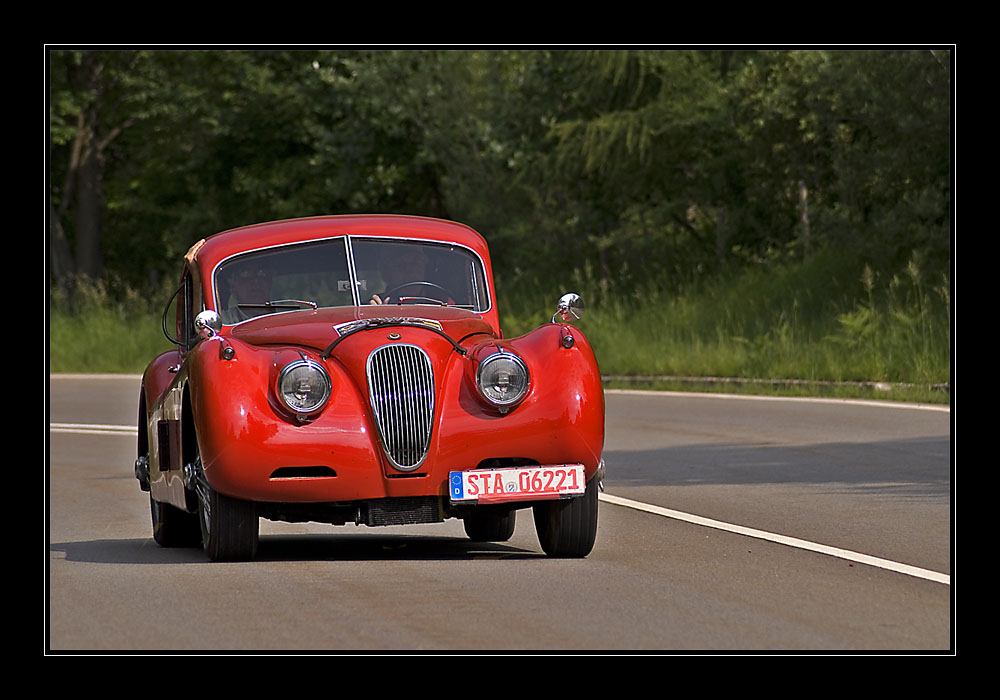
(49, 423, 137, 435)
(600, 492, 950, 585)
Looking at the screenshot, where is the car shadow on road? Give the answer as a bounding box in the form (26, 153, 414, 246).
(258, 533, 540, 562)
(50, 533, 540, 565)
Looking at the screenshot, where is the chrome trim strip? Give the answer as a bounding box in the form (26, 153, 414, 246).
(344, 235, 361, 307)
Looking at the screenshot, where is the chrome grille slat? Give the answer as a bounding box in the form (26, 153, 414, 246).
(366, 344, 435, 470)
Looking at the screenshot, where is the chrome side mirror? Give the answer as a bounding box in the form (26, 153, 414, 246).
(552, 293, 584, 323)
(195, 310, 222, 339)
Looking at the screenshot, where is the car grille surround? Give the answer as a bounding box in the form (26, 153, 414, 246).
(366, 343, 436, 471)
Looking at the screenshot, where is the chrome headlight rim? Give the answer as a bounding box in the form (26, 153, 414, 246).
(276, 358, 332, 415)
(476, 350, 530, 408)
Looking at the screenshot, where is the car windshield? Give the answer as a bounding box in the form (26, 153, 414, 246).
(215, 237, 489, 324)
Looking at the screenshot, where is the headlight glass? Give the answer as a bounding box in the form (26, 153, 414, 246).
(477, 352, 529, 407)
(278, 359, 332, 414)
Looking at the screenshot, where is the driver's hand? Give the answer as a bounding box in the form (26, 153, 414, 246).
(369, 294, 385, 305)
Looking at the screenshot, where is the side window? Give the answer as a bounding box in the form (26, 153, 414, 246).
(163, 267, 196, 350)
(176, 268, 195, 349)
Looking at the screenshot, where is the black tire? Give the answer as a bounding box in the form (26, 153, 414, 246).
(463, 507, 516, 542)
(150, 495, 201, 547)
(532, 477, 599, 558)
(198, 482, 259, 562)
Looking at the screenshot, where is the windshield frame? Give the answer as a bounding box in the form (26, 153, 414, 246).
(210, 234, 493, 325)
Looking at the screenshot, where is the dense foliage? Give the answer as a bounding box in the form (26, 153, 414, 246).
(48, 49, 951, 294)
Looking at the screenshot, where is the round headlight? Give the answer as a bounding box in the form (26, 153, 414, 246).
(278, 359, 332, 414)
(476, 352, 529, 407)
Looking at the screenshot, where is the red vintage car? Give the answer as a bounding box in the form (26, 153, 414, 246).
(135, 215, 605, 561)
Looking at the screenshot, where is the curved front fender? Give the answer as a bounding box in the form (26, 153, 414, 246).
(185, 337, 384, 502)
(453, 323, 606, 480)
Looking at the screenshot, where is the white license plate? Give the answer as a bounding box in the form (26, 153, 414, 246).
(449, 464, 586, 504)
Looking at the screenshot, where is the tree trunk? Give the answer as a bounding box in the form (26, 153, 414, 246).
(48, 202, 74, 285)
(73, 106, 104, 280)
(51, 51, 108, 285)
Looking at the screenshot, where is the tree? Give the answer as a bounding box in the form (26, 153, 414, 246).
(49, 49, 188, 287)
(47, 48, 951, 302)
(50, 51, 125, 282)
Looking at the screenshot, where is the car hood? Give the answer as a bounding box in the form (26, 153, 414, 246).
(228, 305, 496, 352)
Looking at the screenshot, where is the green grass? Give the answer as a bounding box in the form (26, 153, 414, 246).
(48, 280, 174, 375)
(498, 250, 951, 404)
(49, 251, 951, 404)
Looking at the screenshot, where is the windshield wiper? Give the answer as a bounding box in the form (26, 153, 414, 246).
(237, 299, 318, 312)
(395, 298, 478, 310)
(396, 296, 447, 306)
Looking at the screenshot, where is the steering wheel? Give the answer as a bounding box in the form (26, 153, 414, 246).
(382, 281, 454, 305)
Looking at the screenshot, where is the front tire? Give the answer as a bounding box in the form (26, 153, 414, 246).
(197, 476, 259, 562)
(532, 477, 599, 557)
(463, 507, 516, 542)
(150, 495, 200, 547)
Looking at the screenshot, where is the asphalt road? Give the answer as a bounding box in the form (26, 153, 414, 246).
(47, 375, 953, 652)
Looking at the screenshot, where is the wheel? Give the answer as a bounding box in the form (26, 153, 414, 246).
(150, 495, 200, 547)
(532, 477, 599, 558)
(463, 507, 516, 542)
(198, 482, 259, 562)
(195, 465, 259, 562)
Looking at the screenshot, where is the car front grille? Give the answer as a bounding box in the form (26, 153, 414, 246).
(366, 343, 435, 471)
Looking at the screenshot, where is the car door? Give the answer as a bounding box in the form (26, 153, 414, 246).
(149, 266, 198, 508)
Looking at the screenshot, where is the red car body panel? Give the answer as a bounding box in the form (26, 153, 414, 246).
(139, 215, 604, 542)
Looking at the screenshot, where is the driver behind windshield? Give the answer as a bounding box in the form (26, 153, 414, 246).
(220, 264, 273, 323)
(368, 244, 451, 305)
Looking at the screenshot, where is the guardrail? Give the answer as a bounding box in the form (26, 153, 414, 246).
(602, 375, 951, 394)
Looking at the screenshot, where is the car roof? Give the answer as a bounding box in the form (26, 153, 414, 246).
(189, 215, 492, 273)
